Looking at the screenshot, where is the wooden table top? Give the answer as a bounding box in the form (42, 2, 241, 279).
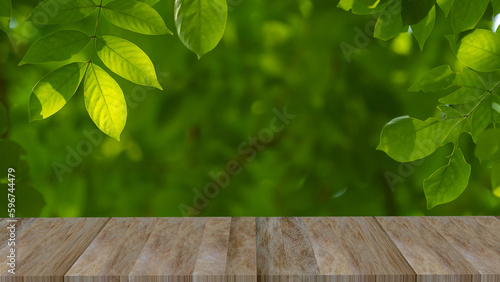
(0, 217, 499, 282)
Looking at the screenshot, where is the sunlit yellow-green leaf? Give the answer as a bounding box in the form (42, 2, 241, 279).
(96, 35, 162, 89)
(27, 0, 97, 25)
(102, 0, 171, 35)
(424, 147, 471, 209)
(84, 63, 127, 140)
(175, 0, 227, 58)
(450, 29, 500, 72)
(20, 30, 91, 65)
(30, 62, 88, 121)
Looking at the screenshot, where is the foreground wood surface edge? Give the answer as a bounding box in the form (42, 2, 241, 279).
(0, 217, 498, 282)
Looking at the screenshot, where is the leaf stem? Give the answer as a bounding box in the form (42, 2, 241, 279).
(88, 0, 103, 62)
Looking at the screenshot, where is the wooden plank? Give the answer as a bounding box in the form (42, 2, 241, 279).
(1, 218, 108, 282)
(256, 217, 289, 278)
(258, 217, 414, 282)
(471, 216, 500, 237)
(377, 217, 481, 282)
(65, 217, 155, 282)
(0, 217, 498, 282)
(129, 217, 184, 282)
(225, 217, 257, 278)
(420, 217, 500, 282)
(193, 218, 232, 282)
(303, 217, 353, 276)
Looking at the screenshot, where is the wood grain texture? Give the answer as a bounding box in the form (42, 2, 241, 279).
(0, 217, 498, 282)
(419, 217, 500, 282)
(1, 218, 109, 282)
(376, 217, 482, 282)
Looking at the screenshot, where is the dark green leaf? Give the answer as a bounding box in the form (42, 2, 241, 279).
(424, 147, 471, 209)
(84, 63, 127, 140)
(20, 30, 91, 65)
(451, 0, 489, 34)
(493, 0, 500, 15)
(401, 0, 436, 26)
(175, 0, 228, 58)
(27, 0, 97, 25)
(475, 128, 500, 168)
(30, 62, 88, 121)
(0, 0, 11, 34)
(138, 0, 160, 6)
(470, 96, 498, 142)
(374, 0, 404, 40)
(102, 0, 171, 35)
(436, 0, 453, 17)
(96, 35, 162, 89)
(411, 6, 435, 50)
(439, 68, 487, 104)
(449, 29, 500, 72)
(409, 65, 456, 92)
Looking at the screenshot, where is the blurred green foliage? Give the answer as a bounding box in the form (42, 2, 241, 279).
(0, 0, 499, 217)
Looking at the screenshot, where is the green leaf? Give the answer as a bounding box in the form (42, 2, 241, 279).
(411, 6, 435, 50)
(449, 29, 500, 72)
(377, 113, 465, 162)
(424, 147, 471, 209)
(353, 0, 393, 14)
(338, 0, 392, 14)
(401, 0, 436, 26)
(493, 0, 500, 15)
(0, 102, 8, 135)
(451, 0, 489, 34)
(436, 0, 453, 17)
(96, 35, 162, 89)
(20, 30, 91, 65)
(475, 128, 500, 168)
(84, 63, 127, 141)
(409, 65, 456, 92)
(0, 0, 11, 34)
(439, 68, 487, 104)
(102, 0, 171, 35)
(27, 0, 97, 25)
(138, 0, 160, 6)
(338, 0, 354, 11)
(470, 96, 499, 142)
(174, 0, 228, 58)
(374, 0, 404, 41)
(29, 62, 88, 121)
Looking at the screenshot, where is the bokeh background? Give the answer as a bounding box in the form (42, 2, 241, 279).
(1, 0, 500, 217)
